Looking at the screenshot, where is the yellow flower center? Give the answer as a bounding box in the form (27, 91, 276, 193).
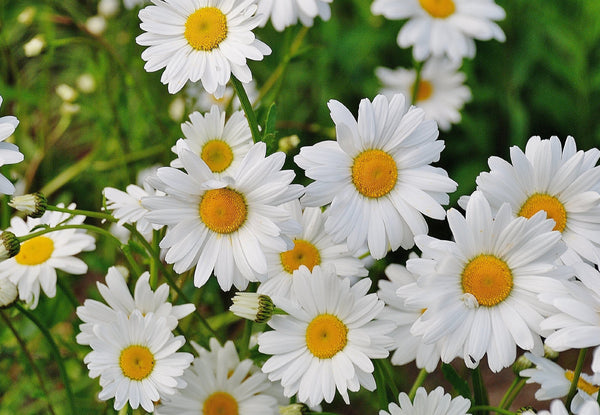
(14, 236, 54, 265)
(119, 345, 155, 381)
(461, 254, 513, 307)
(280, 239, 321, 274)
(565, 370, 600, 396)
(351, 149, 398, 198)
(199, 188, 247, 234)
(184, 7, 228, 51)
(201, 140, 234, 173)
(203, 391, 239, 415)
(413, 80, 434, 102)
(419, 0, 456, 18)
(305, 314, 348, 359)
(518, 193, 567, 232)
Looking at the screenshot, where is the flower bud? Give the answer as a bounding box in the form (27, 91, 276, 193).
(513, 354, 533, 375)
(544, 344, 559, 360)
(8, 193, 47, 218)
(279, 403, 309, 415)
(230, 292, 274, 323)
(0, 231, 20, 260)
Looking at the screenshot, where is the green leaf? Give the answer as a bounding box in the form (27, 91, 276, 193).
(441, 363, 472, 400)
(262, 103, 279, 155)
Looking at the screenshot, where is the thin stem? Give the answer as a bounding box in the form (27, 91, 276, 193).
(15, 303, 76, 415)
(498, 377, 521, 409)
(239, 319, 253, 359)
(0, 309, 57, 415)
(232, 76, 261, 143)
(46, 204, 116, 222)
(411, 60, 425, 106)
(57, 278, 80, 310)
(149, 229, 160, 290)
(408, 368, 428, 401)
(374, 359, 400, 401)
(471, 406, 515, 415)
(500, 378, 526, 410)
(566, 348, 588, 410)
(473, 366, 489, 415)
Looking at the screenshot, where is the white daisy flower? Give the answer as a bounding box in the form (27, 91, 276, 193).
(170, 105, 253, 176)
(378, 262, 442, 372)
(376, 58, 471, 131)
(156, 338, 282, 414)
(0, 96, 24, 195)
(76, 266, 195, 345)
(185, 79, 258, 113)
(84, 310, 193, 412)
(371, 0, 505, 62)
(104, 182, 163, 240)
(0, 203, 96, 308)
(464, 136, 600, 266)
(136, 0, 271, 94)
(258, 265, 394, 406)
(256, 0, 333, 32)
(295, 93, 456, 259)
(538, 399, 600, 415)
(380, 386, 471, 415)
(520, 352, 599, 401)
(407, 191, 569, 372)
(143, 141, 303, 290)
(259, 201, 368, 299)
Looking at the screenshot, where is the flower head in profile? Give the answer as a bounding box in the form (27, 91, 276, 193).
(136, 0, 271, 94)
(381, 387, 470, 415)
(76, 266, 195, 345)
(0, 204, 95, 308)
(0, 96, 24, 195)
(258, 265, 394, 406)
(84, 310, 193, 412)
(371, 0, 505, 62)
(408, 191, 569, 372)
(376, 58, 471, 131)
(256, 0, 333, 31)
(295, 93, 456, 259)
(156, 338, 283, 415)
(144, 141, 303, 290)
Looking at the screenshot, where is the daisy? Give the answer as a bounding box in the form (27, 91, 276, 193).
(407, 191, 569, 372)
(143, 141, 303, 290)
(380, 386, 471, 415)
(156, 338, 283, 414)
(378, 262, 442, 372)
(84, 310, 193, 412)
(295, 93, 456, 259)
(519, 352, 599, 401)
(259, 201, 368, 299)
(258, 265, 394, 406)
(170, 105, 253, 177)
(185, 79, 258, 113)
(0, 96, 24, 195)
(376, 58, 471, 131)
(538, 399, 600, 415)
(0, 203, 96, 308)
(76, 266, 195, 345)
(136, 0, 271, 94)
(256, 0, 333, 32)
(466, 136, 600, 266)
(371, 0, 505, 62)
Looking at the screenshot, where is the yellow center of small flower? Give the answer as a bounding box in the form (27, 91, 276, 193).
(199, 188, 247, 234)
(14, 236, 54, 265)
(565, 370, 600, 395)
(305, 314, 348, 359)
(351, 149, 398, 198)
(201, 140, 234, 173)
(119, 345, 155, 381)
(518, 193, 567, 232)
(184, 7, 228, 51)
(419, 0, 456, 18)
(280, 239, 321, 274)
(413, 80, 434, 102)
(461, 254, 513, 307)
(203, 391, 239, 415)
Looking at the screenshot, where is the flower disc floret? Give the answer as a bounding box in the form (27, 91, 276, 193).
(199, 188, 247, 234)
(305, 314, 348, 359)
(461, 254, 512, 307)
(203, 391, 238, 415)
(201, 140, 235, 173)
(519, 193, 567, 232)
(351, 149, 398, 198)
(280, 239, 321, 274)
(119, 345, 155, 381)
(15, 236, 54, 265)
(184, 7, 228, 51)
(419, 0, 455, 18)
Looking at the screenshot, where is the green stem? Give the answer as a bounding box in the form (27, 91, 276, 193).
(411, 60, 425, 106)
(500, 378, 526, 410)
(566, 348, 588, 410)
(408, 368, 428, 400)
(374, 359, 400, 401)
(473, 366, 489, 415)
(57, 278, 81, 310)
(149, 229, 160, 290)
(46, 204, 116, 222)
(40, 147, 97, 197)
(471, 406, 515, 415)
(0, 309, 57, 415)
(231, 76, 261, 143)
(498, 377, 520, 409)
(239, 319, 253, 359)
(15, 303, 76, 415)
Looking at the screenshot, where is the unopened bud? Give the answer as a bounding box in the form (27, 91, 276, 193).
(544, 345, 559, 360)
(230, 292, 274, 323)
(279, 403, 309, 415)
(0, 231, 20, 260)
(513, 354, 533, 375)
(517, 407, 536, 415)
(9, 193, 47, 218)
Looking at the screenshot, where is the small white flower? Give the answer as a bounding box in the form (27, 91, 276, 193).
(104, 183, 162, 240)
(381, 387, 471, 415)
(23, 35, 45, 57)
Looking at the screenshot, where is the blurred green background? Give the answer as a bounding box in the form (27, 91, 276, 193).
(1, 0, 600, 413)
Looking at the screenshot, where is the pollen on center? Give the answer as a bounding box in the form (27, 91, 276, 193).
(418, 0, 456, 18)
(203, 391, 239, 415)
(351, 149, 398, 198)
(305, 314, 348, 359)
(461, 254, 513, 307)
(15, 236, 54, 266)
(201, 140, 234, 173)
(184, 7, 228, 51)
(413, 80, 434, 102)
(199, 188, 248, 234)
(518, 193, 567, 232)
(280, 239, 321, 274)
(119, 345, 155, 381)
